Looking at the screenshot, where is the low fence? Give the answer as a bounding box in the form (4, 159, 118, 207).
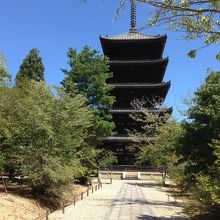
(99, 165, 165, 173)
(34, 182, 102, 220)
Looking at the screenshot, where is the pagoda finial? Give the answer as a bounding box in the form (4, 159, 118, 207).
(129, 0, 137, 33)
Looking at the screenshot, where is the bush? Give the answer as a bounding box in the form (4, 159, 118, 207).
(194, 174, 220, 212)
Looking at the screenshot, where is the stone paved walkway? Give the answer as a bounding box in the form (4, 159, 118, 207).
(49, 180, 189, 220)
(105, 181, 154, 220)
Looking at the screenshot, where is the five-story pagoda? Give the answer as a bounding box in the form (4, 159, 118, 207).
(100, 0, 172, 164)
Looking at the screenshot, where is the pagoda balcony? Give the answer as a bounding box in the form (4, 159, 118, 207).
(109, 58, 168, 65)
(100, 33, 167, 60)
(110, 82, 170, 108)
(110, 82, 170, 88)
(104, 135, 155, 143)
(109, 107, 173, 114)
(108, 58, 168, 83)
(110, 108, 172, 134)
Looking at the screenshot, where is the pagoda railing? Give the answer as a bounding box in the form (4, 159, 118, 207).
(109, 107, 173, 113)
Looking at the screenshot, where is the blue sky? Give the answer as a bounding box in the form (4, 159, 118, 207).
(0, 0, 219, 120)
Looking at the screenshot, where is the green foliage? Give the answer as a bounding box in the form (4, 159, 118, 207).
(73, 147, 98, 180)
(148, 0, 220, 54)
(193, 138, 220, 212)
(216, 52, 220, 61)
(51, 88, 93, 163)
(128, 99, 175, 167)
(0, 46, 117, 197)
(16, 48, 45, 83)
(189, 71, 220, 124)
(62, 46, 115, 145)
(97, 149, 118, 168)
(135, 116, 186, 184)
(195, 175, 220, 212)
(179, 71, 220, 175)
(20, 150, 75, 195)
(0, 80, 94, 194)
(62, 46, 114, 109)
(118, 0, 220, 57)
(174, 71, 220, 213)
(0, 51, 12, 87)
(140, 120, 182, 167)
(187, 50, 197, 58)
(0, 154, 5, 173)
(130, 70, 220, 214)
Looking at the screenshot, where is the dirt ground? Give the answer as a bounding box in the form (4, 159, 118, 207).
(0, 192, 45, 220)
(0, 183, 88, 220)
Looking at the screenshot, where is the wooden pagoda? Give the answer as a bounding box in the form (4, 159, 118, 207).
(100, 0, 172, 164)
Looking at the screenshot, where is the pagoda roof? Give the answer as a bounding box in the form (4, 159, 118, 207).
(104, 135, 155, 143)
(100, 32, 167, 41)
(109, 81, 170, 89)
(110, 58, 168, 65)
(109, 107, 173, 114)
(100, 32, 167, 60)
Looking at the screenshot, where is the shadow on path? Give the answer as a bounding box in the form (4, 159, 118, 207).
(137, 214, 189, 220)
(102, 197, 183, 207)
(127, 181, 159, 188)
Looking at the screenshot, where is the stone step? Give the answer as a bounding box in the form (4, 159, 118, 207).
(124, 177, 138, 180)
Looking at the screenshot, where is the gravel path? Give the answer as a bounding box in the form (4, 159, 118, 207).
(49, 180, 190, 220)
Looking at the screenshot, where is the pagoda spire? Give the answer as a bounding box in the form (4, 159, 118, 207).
(129, 0, 137, 33)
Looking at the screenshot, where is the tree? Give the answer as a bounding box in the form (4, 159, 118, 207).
(128, 99, 172, 165)
(178, 71, 220, 177)
(194, 137, 220, 213)
(0, 80, 94, 197)
(0, 51, 12, 86)
(138, 120, 182, 167)
(0, 52, 12, 192)
(16, 48, 45, 83)
(62, 46, 115, 145)
(117, 0, 220, 59)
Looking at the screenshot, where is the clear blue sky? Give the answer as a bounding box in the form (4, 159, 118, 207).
(0, 0, 219, 120)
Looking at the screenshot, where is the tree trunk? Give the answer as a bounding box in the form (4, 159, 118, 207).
(1, 174, 8, 195)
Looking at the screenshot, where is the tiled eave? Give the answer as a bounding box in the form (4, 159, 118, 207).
(110, 58, 168, 65)
(109, 81, 171, 89)
(100, 32, 167, 41)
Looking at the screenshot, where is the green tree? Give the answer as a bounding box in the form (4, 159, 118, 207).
(62, 46, 115, 145)
(117, 0, 220, 59)
(166, 71, 220, 210)
(178, 71, 220, 177)
(0, 80, 94, 196)
(194, 137, 220, 213)
(0, 51, 12, 86)
(16, 48, 45, 83)
(128, 99, 172, 165)
(0, 52, 12, 187)
(137, 120, 182, 169)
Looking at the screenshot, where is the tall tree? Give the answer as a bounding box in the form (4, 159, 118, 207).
(16, 48, 45, 83)
(62, 46, 115, 145)
(178, 71, 220, 178)
(0, 51, 12, 86)
(0, 51, 12, 188)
